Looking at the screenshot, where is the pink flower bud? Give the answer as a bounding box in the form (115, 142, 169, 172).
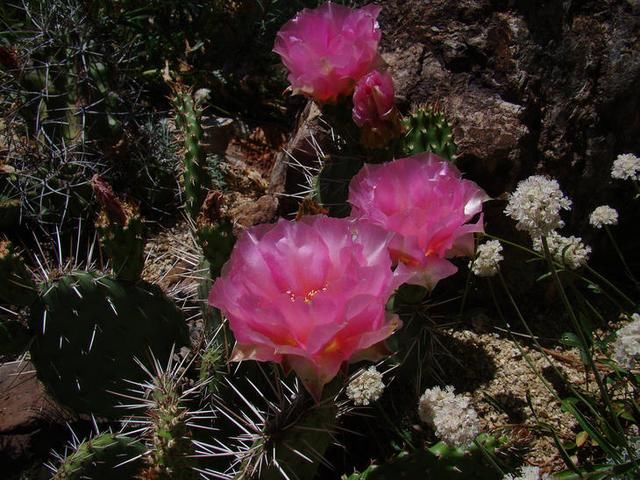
(273, 2, 382, 103)
(352, 69, 400, 147)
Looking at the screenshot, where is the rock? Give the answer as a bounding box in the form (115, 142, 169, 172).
(377, 0, 640, 198)
(229, 194, 279, 232)
(444, 88, 529, 196)
(0, 360, 69, 477)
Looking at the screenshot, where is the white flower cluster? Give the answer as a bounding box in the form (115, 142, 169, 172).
(611, 153, 640, 182)
(613, 313, 640, 369)
(470, 240, 504, 277)
(503, 466, 549, 480)
(504, 176, 572, 237)
(346, 366, 385, 406)
(418, 385, 480, 447)
(589, 205, 619, 229)
(533, 231, 591, 270)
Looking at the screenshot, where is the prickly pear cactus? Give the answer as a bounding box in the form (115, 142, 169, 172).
(0, 239, 37, 307)
(172, 86, 210, 219)
(52, 432, 145, 480)
(29, 271, 189, 417)
(400, 106, 457, 161)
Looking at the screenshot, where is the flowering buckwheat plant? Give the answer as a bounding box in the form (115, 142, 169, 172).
(418, 385, 480, 447)
(352, 69, 400, 147)
(208, 216, 407, 399)
(504, 175, 572, 237)
(273, 2, 382, 103)
(589, 205, 619, 229)
(611, 153, 640, 182)
(503, 466, 549, 480)
(349, 153, 490, 290)
(346, 365, 385, 406)
(613, 313, 640, 369)
(532, 231, 591, 270)
(470, 239, 504, 277)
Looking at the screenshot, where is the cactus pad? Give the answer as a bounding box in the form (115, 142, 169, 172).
(29, 272, 189, 417)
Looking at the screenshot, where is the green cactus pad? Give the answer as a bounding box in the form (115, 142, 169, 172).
(400, 107, 457, 161)
(29, 271, 189, 417)
(53, 432, 145, 480)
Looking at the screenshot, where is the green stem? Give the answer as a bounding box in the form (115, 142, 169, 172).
(482, 232, 635, 308)
(540, 236, 629, 452)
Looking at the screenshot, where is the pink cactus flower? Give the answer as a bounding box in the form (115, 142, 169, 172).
(352, 69, 400, 147)
(349, 154, 490, 290)
(208, 215, 406, 399)
(273, 2, 382, 103)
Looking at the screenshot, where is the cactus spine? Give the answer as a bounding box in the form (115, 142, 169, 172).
(400, 106, 457, 161)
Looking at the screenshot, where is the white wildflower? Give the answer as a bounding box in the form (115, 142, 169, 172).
(589, 205, 619, 229)
(418, 385, 480, 447)
(503, 466, 549, 480)
(611, 153, 640, 182)
(533, 231, 591, 270)
(470, 240, 504, 277)
(504, 176, 572, 237)
(194, 88, 211, 103)
(346, 366, 385, 406)
(613, 313, 640, 369)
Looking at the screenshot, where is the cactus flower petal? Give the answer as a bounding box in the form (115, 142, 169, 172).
(209, 216, 405, 399)
(273, 2, 382, 103)
(349, 153, 490, 290)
